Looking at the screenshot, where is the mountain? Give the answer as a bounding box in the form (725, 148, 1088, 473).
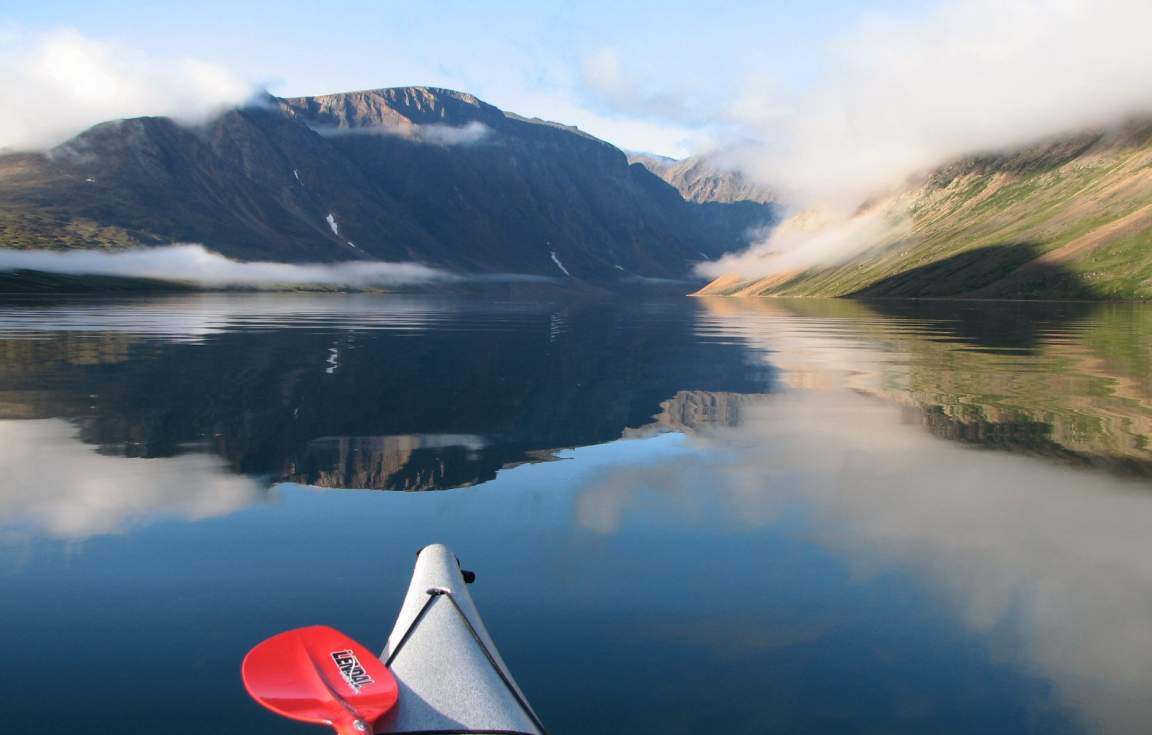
(627, 151, 774, 204)
(628, 152, 777, 266)
(0, 86, 775, 281)
(699, 120, 1152, 299)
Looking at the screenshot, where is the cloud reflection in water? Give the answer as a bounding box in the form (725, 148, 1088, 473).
(574, 302, 1152, 735)
(0, 419, 265, 540)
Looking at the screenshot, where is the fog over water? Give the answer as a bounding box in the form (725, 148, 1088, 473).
(0, 244, 452, 287)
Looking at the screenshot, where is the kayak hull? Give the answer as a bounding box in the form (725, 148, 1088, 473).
(377, 544, 544, 735)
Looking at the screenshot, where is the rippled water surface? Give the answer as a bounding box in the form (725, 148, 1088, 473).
(2, 293, 1152, 734)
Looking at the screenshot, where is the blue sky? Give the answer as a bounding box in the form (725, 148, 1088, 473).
(5, 0, 928, 155)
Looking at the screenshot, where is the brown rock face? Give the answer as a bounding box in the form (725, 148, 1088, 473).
(627, 152, 775, 205)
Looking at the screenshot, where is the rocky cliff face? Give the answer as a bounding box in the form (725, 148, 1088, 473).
(0, 87, 772, 281)
(627, 152, 774, 205)
(699, 120, 1152, 299)
(628, 151, 777, 265)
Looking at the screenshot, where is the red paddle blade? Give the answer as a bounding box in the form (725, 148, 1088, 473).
(242, 626, 399, 735)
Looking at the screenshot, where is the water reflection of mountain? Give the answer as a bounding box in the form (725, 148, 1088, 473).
(698, 297, 1152, 477)
(625, 390, 770, 437)
(0, 297, 774, 490)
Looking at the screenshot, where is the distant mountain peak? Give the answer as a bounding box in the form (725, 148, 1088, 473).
(628, 151, 775, 205)
(278, 85, 503, 131)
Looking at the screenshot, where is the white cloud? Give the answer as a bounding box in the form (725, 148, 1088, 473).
(0, 244, 453, 288)
(696, 207, 909, 280)
(418, 121, 490, 146)
(315, 119, 491, 146)
(735, 0, 1152, 208)
(0, 28, 254, 151)
(695, 0, 1152, 280)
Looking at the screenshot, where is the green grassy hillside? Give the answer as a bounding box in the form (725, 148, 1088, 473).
(699, 122, 1152, 299)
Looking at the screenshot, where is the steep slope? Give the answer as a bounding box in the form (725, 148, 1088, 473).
(627, 151, 774, 204)
(628, 151, 777, 263)
(700, 121, 1152, 299)
(0, 107, 441, 263)
(0, 87, 763, 280)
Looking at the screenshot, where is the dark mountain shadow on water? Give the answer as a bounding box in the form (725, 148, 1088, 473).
(858, 297, 1099, 352)
(0, 298, 774, 490)
(844, 242, 1104, 351)
(743, 296, 1152, 478)
(848, 242, 1102, 302)
(0, 271, 200, 294)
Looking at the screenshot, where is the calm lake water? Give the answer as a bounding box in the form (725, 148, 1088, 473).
(2, 293, 1152, 735)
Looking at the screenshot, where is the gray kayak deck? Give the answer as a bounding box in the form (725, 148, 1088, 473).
(376, 544, 545, 735)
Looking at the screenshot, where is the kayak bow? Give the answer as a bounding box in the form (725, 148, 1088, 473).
(378, 544, 546, 734)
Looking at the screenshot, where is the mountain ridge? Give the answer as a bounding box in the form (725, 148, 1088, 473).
(627, 151, 775, 205)
(0, 86, 776, 283)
